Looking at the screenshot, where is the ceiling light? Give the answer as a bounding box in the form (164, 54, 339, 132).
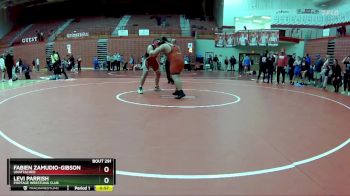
(253, 20, 262, 23)
(261, 16, 271, 19)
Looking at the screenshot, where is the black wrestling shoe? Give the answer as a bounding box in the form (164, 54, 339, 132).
(174, 90, 186, 99)
(172, 90, 179, 95)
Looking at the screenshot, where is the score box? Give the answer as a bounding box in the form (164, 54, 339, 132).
(7, 158, 116, 191)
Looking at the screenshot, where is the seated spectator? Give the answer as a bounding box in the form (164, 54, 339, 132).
(22, 64, 31, 79)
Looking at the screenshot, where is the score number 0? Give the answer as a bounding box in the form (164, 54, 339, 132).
(103, 166, 110, 184)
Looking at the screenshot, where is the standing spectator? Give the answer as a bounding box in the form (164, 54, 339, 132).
(321, 55, 331, 90)
(305, 53, 311, 67)
(332, 59, 342, 93)
(5, 51, 14, 82)
(36, 57, 40, 71)
(229, 55, 236, 71)
(276, 50, 288, 84)
(266, 53, 275, 83)
(239, 57, 244, 75)
(213, 55, 219, 70)
(257, 52, 267, 83)
(218, 55, 223, 70)
(224, 56, 229, 71)
(308, 61, 314, 84)
(106, 55, 111, 71)
(314, 54, 324, 87)
(300, 57, 309, 85)
(184, 55, 191, 71)
(69, 55, 74, 71)
(292, 56, 302, 85)
(93, 57, 99, 70)
(342, 55, 350, 95)
(36, 30, 41, 41)
(288, 54, 295, 84)
(116, 53, 121, 71)
(77, 56, 82, 71)
(40, 32, 44, 41)
(32, 59, 36, 71)
(243, 55, 251, 75)
(128, 55, 135, 70)
(120, 55, 127, 70)
(207, 55, 213, 70)
(112, 53, 117, 71)
(0, 54, 5, 82)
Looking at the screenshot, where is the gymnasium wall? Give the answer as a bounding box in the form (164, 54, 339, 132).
(53, 39, 98, 67)
(304, 38, 329, 64)
(13, 42, 46, 67)
(10, 37, 195, 68)
(334, 37, 350, 69)
(195, 39, 305, 60)
(108, 37, 195, 64)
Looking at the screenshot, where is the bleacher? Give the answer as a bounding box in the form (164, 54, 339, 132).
(58, 16, 120, 39)
(0, 26, 27, 47)
(190, 18, 217, 39)
(11, 20, 63, 45)
(126, 15, 181, 36)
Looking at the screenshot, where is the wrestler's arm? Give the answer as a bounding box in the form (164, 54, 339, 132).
(149, 44, 170, 57)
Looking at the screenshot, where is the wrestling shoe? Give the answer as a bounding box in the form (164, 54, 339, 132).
(172, 90, 179, 95)
(174, 90, 186, 99)
(154, 86, 161, 91)
(138, 86, 143, 94)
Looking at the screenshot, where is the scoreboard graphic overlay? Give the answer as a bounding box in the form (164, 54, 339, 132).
(7, 158, 116, 191)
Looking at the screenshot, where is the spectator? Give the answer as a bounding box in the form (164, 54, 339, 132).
(342, 55, 350, 95)
(116, 53, 121, 71)
(313, 54, 324, 87)
(128, 55, 135, 70)
(224, 56, 229, 71)
(229, 55, 236, 71)
(36, 57, 40, 71)
(0, 54, 5, 82)
(22, 63, 31, 79)
(93, 57, 99, 70)
(32, 59, 35, 71)
(208, 55, 213, 69)
(106, 55, 111, 71)
(266, 53, 275, 84)
(219, 55, 223, 70)
(40, 32, 44, 41)
(288, 54, 295, 84)
(321, 55, 331, 90)
(292, 56, 302, 85)
(276, 50, 288, 84)
(184, 55, 191, 71)
(68, 55, 74, 71)
(5, 51, 14, 82)
(213, 55, 219, 70)
(300, 57, 309, 85)
(305, 53, 311, 67)
(257, 52, 268, 83)
(243, 55, 251, 75)
(332, 59, 342, 93)
(77, 56, 82, 71)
